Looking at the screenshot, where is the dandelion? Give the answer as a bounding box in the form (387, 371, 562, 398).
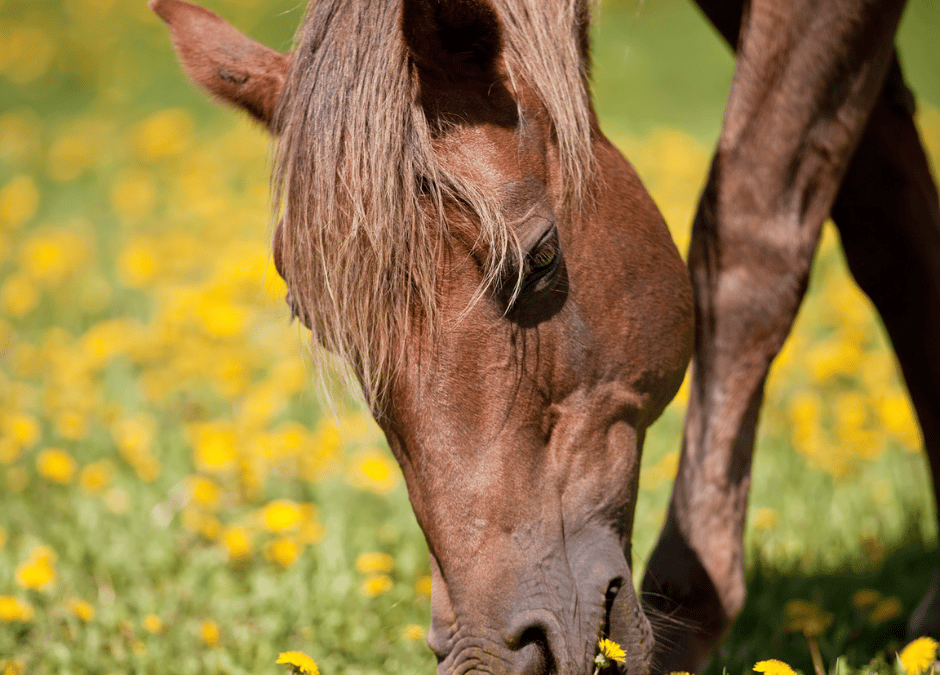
(276, 651, 319, 675)
(868, 596, 903, 625)
(360, 574, 393, 597)
(262, 499, 303, 532)
(753, 659, 797, 675)
(356, 551, 394, 574)
(1, 274, 40, 317)
(201, 619, 220, 647)
(404, 624, 425, 641)
(350, 447, 399, 495)
(223, 526, 253, 562)
(415, 575, 433, 597)
(899, 637, 938, 675)
(68, 598, 95, 621)
(80, 460, 114, 493)
(37, 448, 77, 483)
(15, 546, 56, 590)
(595, 637, 626, 669)
(0, 596, 33, 622)
(0, 175, 39, 229)
(851, 588, 881, 612)
(268, 538, 300, 569)
(143, 613, 163, 634)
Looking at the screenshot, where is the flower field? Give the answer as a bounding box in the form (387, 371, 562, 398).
(0, 0, 938, 674)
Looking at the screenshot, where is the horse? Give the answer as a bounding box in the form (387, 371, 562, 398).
(152, 0, 940, 672)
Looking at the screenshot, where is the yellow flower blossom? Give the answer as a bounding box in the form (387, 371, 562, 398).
(7, 413, 40, 449)
(851, 588, 881, 612)
(268, 538, 301, 569)
(753, 659, 797, 675)
(1, 273, 40, 317)
(201, 619, 220, 647)
(350, 447, 399, 495)
(110, 168, 156, 222)
(262, 499, 303, 532)
(899, 637, 938, 675)
(16, 546, 56, 590)
(360, 574, 393, 597)
(191, 422, 238, 472)
(356, 551, 394, 575)
(37, 448, 77, 484)
(595, 638, 626, 667)
(135, 109, 193, 161)
(404, 624, 425, 641)
(223, 526, 253, 562)
(0, 596, 33, 622)
(80, 460, 114, 493)
(144, 613, 163, 634)
(415, 575, 433, 597)
(68, 598, 95, 621)
(0, 175, 39, 229)
(868, 596, 903, 625)
(753, 507, 778, 531)
(783, 599, 833, 636)
(276, 651, 319, 675)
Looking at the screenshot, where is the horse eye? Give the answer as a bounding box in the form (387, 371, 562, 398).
(521, 230, 560, 287)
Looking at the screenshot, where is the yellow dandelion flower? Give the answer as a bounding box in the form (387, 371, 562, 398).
(668, 672, 692, 675)
(753, 507, 778, 532)
(80, 460, 114, 493)
(360, 574, 393, 597)
(7, 413, 40, 448)
(350, 447, 399, 495)
(868, 596, 903, 625)
(201, 619, 220, 647)
(403, 624, 425, 641)
(37, 448, 77, 483)
(117, 241, 158, 288)
(67, 598, 95, 622)
(753, 659, 797, 675)
(110, 168, 155, 222)
(223, 526, 253, 563)
(1, 273, 39, 317)
(356, 552, 394, 575)
(0, 526, 6, 548)
(143, 613, 163, 634)
(783, 599, 833, 636)
(899, 637, 938, 675)
(263, 499, 303, 533)
(276, 651, 319, 675)
(415, 575, 433, 597)
(190, 423, 238, 473)
(55, 410, 88, 441)
(15, 546, 56, 590)
(0, 175, 39, 229)
(1, 659, 25, 675)
(851, 588, 881, 612)
(268, 538, 301, 569)
(0, 596, 33, 622)
(595, 638, 626, 667)
(134, 109, 193, 162)
(132, 640, 146, 655)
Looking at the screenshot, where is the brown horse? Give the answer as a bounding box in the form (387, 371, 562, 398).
(152, 0, 940, 673)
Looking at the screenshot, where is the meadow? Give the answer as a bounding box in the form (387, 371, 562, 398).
(0, 0, 938, 674)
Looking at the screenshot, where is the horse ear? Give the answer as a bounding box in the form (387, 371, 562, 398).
(151, 0, 290, 131)
(401, 0, 503, 82)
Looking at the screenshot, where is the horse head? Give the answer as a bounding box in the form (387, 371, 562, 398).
(154, 0, 694, 672)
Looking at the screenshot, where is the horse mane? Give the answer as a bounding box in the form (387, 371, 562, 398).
(273, 0, 595, 406)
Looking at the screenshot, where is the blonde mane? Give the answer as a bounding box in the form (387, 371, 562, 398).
(273, 0, 596, 406)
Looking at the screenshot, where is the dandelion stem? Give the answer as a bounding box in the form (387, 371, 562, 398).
(805, 631, 826, 675)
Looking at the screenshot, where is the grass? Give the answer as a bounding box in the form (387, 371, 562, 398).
(0, 0, 938, 674)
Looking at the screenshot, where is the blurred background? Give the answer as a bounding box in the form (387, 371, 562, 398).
(0, 0, 938, 673)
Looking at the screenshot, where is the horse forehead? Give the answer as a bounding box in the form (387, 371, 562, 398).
(438, 120, 547, 189)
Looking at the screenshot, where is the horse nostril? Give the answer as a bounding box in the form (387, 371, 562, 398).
(507, 622, 554, 675)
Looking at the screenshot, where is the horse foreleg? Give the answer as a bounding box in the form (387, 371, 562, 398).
(642, 0, 907, 670)
(831, 56, 940, 639)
